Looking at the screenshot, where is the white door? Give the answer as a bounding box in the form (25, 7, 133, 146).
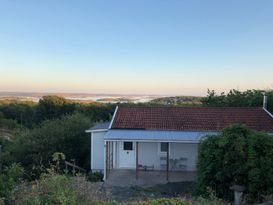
(118, 141, 136, 168)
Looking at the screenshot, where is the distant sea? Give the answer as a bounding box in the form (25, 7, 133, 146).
(0, 92, 163, 103)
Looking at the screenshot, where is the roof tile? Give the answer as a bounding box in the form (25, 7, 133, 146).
(111, 107, 273, 132)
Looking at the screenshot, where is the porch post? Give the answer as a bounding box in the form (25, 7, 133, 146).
(136, 142, 139, 180)
(111, 142, 114, 169)
(108, 141, 110, 171)
(166, 142, 169, 181)
(105, 141, 109, 180)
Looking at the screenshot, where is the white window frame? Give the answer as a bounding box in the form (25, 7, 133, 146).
(158, 142, 170, 155)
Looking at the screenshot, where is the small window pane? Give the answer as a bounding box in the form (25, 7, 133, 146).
(124, 142, 133, 150)
(160, 142, 168, 152)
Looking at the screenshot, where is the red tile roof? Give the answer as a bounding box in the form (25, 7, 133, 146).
(111, 106, 273, 132)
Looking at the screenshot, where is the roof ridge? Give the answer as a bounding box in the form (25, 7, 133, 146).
(118, 106, 262, 109)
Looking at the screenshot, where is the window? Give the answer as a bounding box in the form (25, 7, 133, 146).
(123, 142, 133, 151)
(160, 142, 168, 153)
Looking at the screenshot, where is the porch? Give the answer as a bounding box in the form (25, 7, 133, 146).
(104, 169, 196, 187)
(103, 129, 203, 186)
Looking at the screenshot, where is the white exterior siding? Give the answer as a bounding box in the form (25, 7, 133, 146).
(91, 131, 107, 171)
(115, 141, 199, 171)
(170, 143, 198, 171)
(138, 142, 159, 169)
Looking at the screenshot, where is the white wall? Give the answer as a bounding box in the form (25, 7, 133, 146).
(138, 142, 160, 169)
(117, 142, 199, 171)
(91, 131, 107, 171)
(170, 143, 198, 171)
(90, 137, 199, 171)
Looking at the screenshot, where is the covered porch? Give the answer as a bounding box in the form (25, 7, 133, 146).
(103, 129, 208, 185)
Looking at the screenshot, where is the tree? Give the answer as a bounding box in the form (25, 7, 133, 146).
(201, 89, 273, 113)
(76, 102, 115, 122)
(4, 113, 91, 178)
(195, 125, 273, 202)
(0, 103, 36, 128)
(35, 96, 76, 122)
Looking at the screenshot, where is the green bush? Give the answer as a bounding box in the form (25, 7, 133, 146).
(87, 171, 104, 182)
(4, 113, 91, 179)
(201, 89, 273, 113)
(0, 163, 24, 203)
(195, 124, 273, 202)
(12, 173, 107, 205)
(135, 198, 191, 205)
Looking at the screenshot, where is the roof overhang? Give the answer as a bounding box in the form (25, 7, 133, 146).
(85, 129, 108, 133)
(104, 129, 218, 143)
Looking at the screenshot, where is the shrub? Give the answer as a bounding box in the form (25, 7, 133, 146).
(0, 163, 24, 203)
(5, 113, 91, 179)
(87, 171, 104, 182)
(12, 173, 108, 205)
(192, 188, 231, 205)
(136, 198, 191, 205)
(195, 124, 273, 202)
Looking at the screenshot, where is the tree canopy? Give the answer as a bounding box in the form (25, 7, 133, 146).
(195, 124, 273, 202)
(201, 89, 273, 112)
(4, 113, 91, 178)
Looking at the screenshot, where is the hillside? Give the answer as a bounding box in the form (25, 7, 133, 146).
(149, 96, 203, 106)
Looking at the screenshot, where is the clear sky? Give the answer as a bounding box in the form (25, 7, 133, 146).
(0, 0, 273, 96)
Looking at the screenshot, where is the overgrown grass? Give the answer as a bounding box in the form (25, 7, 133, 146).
(8, 172, 233, 205)
(11, 173, 109, 205)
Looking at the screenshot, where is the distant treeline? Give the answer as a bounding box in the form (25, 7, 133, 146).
(0, 89, 272, 129)
(0, 95, 115, 129)
(201, 89, 273, 113)
(0, 89, 272, 130)
(149, 96, 202, 106)
(148, 89, 272, 112)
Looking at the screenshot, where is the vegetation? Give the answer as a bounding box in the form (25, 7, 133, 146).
(14, 177, 229, 205)
(0, 95, 115, 128)
(3, 113, 91, 178)
(0, 163, 24, 204)
(195, 124, 273, 202)
(9, 171, 230, 205)
(87, 171, 104, 182)
(12, 173, 107, 205)
(149, 96, 202, 106)
(0, 96, 115, 179)
(136, 198, 191, 205)
(0, 89, 273, 204)
(202, 89, 273, 112)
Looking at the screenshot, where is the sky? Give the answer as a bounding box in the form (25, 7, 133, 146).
(0, 0, 273, 96)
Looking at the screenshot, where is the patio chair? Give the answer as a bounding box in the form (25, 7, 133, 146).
(178, 157, 187, 170)
(138, 164, 154, 171)
(160, 156, 167, 170)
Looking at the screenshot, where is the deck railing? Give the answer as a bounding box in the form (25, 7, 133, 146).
(64, 161, 86, 175)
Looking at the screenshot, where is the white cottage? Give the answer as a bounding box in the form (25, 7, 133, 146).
(86, 105, 273, 186)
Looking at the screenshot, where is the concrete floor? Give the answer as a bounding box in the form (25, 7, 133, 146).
(104, 169, 196, 187)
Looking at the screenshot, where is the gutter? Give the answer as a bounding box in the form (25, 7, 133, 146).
(104, 139, 200, 144)
(262, 92, 273, 118)
(263, 107, 273, 119)
(108, 106, 118, 129)
(85, 129, 108, 133)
